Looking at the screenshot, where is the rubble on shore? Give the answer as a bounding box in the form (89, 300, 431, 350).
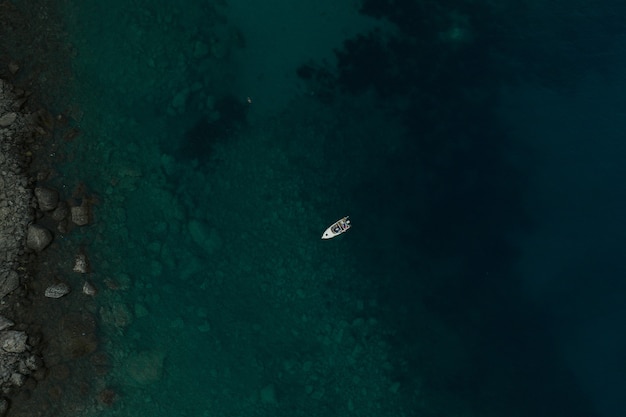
(0, 78, 45, 413)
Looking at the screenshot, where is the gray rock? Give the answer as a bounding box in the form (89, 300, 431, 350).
(71, 205, 90, 226)
(9, 372, 25, 387)
(34, 186, 59, 211)
(0, 112, 16, 127)
(0, 79, 45, 397)
(0, 271, 19, 299)
(26, 224, 53, 252)
(0, 317, 14, 332)
(24, 354, 42, 371)
(73, 253, 89, 273)
(82, 281, 97, 296)
(44, 282, 70, 299)
(11, 96, 28, 110)
(0, 330, 28, 353)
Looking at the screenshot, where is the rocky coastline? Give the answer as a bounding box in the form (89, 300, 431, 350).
(0, 2, 117, 414)
(0, 70, 109, 416)
(0, 77, 45, 414)
(0, 74, 100, 414)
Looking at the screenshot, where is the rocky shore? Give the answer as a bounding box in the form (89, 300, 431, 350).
(0, 78, 45, 414)
(0, 79, 32, 298)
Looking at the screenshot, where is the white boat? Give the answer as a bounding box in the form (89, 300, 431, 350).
(321, 216, 351, 239)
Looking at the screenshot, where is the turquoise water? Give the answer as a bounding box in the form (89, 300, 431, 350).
(6, 0, 626, 416)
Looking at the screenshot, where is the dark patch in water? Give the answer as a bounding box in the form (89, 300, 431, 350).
(178, 95, 247, 161)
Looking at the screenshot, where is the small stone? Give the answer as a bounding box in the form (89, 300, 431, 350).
(44, 282, 71, 298)
(0, 271, 19, 299)
(11, 96, 28, 110)
(82, 281, 97, 296)
(26, 224, 53, 252)
(73, 253, 89, 273)
(34, 186, 59, 211)
(0, 316, 15, 332)
(0, 112, 17, 127)
(10, 373, 25, 387)
(71, 205, 90, 226)
(0, 330, 28, 353)
(25, 354, 42, 371)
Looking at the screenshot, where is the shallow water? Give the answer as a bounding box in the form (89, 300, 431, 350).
(40, 1, 410, 416)
(5, 0, 626, 416)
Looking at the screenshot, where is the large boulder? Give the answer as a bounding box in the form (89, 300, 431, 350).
(26, 224, 52, 252)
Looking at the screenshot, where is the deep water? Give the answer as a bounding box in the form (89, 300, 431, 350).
(4, 0, 626, 416)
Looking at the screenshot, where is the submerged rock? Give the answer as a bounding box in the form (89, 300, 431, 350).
(260, 383, 277, 405)
(82, 281, 97, 296)
(71, 204, 90, 226)
(34, 186, 59, 211)
(26, 224, 53, 252)
(58, 312, 98, 358)
(126, 350, 165, 385)
(188, 219, 222, 254)
(44, 282, 71, 299)
(8, 61, 19, 74)
(51, 201, 69, 222)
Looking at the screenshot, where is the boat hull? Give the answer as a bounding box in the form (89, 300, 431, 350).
(321, 216, 351, 239)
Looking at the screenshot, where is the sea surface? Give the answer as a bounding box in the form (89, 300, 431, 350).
(4, 0, 626, 416)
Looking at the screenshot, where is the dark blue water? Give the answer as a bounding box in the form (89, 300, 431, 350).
(4, 0, 626, 416)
